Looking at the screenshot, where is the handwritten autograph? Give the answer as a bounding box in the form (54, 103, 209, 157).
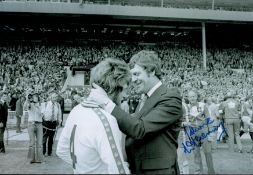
(182, 117, 228, 154)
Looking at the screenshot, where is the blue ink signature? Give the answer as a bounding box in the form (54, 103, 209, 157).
(182, 117, 228, 154)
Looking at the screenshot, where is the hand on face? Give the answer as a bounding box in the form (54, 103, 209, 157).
(87, 83, 111, 107)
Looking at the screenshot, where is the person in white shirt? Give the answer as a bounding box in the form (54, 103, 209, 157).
(205, 96, 220, 151)
(41, 92, 62, 156)
(23, 93, 43, 163)
(56, 58, 130, 174)
(187, 90, 215, 174)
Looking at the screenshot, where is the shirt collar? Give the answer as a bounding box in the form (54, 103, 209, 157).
(147, 81, 162, 97)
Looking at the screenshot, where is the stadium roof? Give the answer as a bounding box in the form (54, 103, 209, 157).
(0, 2, 252, 44)
(1, 2, 253, 23)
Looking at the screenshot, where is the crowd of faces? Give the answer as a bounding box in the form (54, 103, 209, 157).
(0, 42, 252, 105)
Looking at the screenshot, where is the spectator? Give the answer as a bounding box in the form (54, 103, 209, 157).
(41, 92, 62, 157)
(205, 96, 220, 151)
(9, 92, 18, 111)
(15, 94, 25, 133)
(0, 91, 8, 153)
(219, 91, 243, 153)
(23, 93, 44, 163)
(187, 90, 215, 174)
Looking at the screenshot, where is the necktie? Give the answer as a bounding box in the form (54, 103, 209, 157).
(51, 102, 55, 121)
(138, 94, 148, 112)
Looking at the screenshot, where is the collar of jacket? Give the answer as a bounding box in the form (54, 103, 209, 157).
(137, 85, 167, 117)
(81, 99, 100, 108)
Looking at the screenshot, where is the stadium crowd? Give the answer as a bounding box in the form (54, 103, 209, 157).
(1, 42, 253, 109)
(1, 42, 253, 112)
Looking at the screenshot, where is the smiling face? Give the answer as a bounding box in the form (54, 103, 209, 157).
(130, 64, 151, 95)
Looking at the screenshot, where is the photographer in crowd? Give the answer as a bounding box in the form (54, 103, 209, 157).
(23, 93, 44, 163)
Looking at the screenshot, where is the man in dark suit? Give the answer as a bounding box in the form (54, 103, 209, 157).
(88, 50, 183, 174)
(0, 92, 9, 153)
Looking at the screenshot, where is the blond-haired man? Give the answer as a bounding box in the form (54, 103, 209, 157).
(57, 58, 130, 174)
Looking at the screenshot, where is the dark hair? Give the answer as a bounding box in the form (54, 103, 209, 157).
(129, 50, 162, 79)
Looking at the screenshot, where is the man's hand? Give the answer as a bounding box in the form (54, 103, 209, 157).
(87, 83, 111, 108)
(0, 122, 3, 128)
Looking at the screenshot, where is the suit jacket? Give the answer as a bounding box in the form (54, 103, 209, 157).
(111, 85, 183, 174)
(0, 102, 8, 128)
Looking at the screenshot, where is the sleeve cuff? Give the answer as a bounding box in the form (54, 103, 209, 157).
(104, 100, 116, 114)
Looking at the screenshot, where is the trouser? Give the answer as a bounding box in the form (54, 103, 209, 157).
(16, 115, 22, 132)
(190, 127, 215, 174)
(0, 127, 6, 153)
(193, 140, 215, 174)
(43, 121, 57, 156)
(225, 119, 242, 151)
(177, 129, 190, 174)
(27, 122, 43, 162)
(22, 111, 29, 128)
(211, 126, 218, 150)
(221, 118, 229, 142)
